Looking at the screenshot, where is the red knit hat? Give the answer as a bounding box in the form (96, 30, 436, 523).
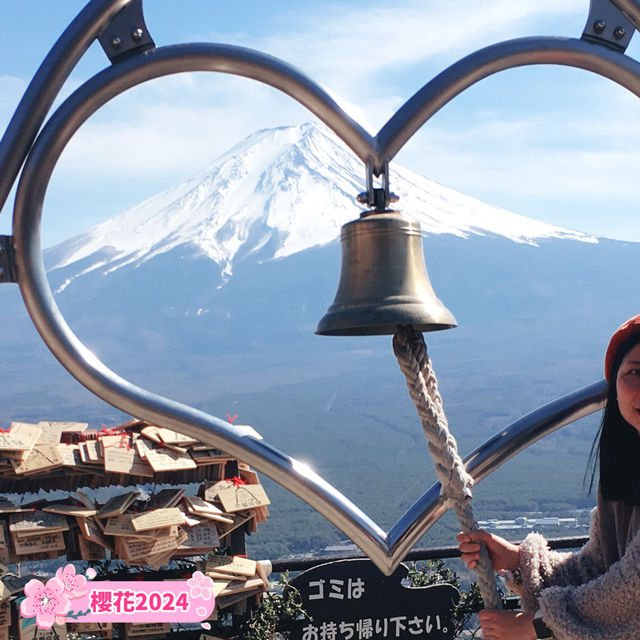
(605, 314, 640, 382)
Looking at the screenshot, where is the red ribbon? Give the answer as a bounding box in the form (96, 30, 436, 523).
(63, 424, 133, 443)
(0, 428, 11, 434)
(118, 434, 132, 450)
(99, 426, 122, 437)
(230, 476, 245, 488)
(101, 433, 132, 450)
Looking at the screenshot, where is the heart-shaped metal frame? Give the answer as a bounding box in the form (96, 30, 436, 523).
(2, 0, 634, 573)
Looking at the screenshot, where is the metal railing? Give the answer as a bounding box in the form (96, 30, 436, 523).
(269, 535, 590, 573)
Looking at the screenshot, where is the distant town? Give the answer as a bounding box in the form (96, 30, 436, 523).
(320, 511, 591, 556)
(477, 516, 581, 530)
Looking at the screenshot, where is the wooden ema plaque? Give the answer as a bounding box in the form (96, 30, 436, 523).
(0, 415, 273, 598)
(178, 523, 220, 552)
(0, 424, 41, 451)
(76, 516, 113, 551)
(11, 445, 64, 475)
(184, 496, 234, 524)
(0, 523, 9, 565)
(103, 515, 154, 539)
(204, 555, 270, 609)
(77, 533, 107, 561)
(0, 418, 264, 494)
(0, 600, 9, 627)
(144, 446, 196, 472)
(206, 555, 257, 578)
(124, 622, 170, 638)
(96, 491, 140, 519)
(216, 483, 270, 513)
(67, 622, 112, 639)
(12, 531, 65, 556)
(130, 508, 185, 531)
(9, 511, 68, 534)
(19, 622, 67, 640)
(102, 436, 154, 478)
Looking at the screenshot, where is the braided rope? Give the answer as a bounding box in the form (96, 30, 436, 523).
(393, 325, 501, 609)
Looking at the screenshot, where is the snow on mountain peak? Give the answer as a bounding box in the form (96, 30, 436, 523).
(48, 121, 595, 291)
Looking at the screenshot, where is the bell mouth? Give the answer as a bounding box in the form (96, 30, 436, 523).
(316, 302, 456, 336)
(316, 211, 457, 336)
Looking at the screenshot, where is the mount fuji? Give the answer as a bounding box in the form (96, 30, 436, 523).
(3, 121, 639, 411)
(46, 122, 593, 294)
(3, 121, 640, 556)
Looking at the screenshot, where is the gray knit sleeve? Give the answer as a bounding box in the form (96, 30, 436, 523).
(517, 509, 640, 639)
(536, 536, 640, 640)
(518, 507, 605, 613)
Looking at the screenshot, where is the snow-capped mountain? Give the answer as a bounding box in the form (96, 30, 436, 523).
(3, 122, 640, 565)
(3, 119, 640, 461)
(46, 122, 593, 293)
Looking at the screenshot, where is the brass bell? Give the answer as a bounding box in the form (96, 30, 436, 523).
(316, 210, 457, 336)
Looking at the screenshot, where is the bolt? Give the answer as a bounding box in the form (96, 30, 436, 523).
(614, 26, 626, 39)
(593, 20, 606, 34)
(111, 36, 122, 49)
(131, 27, 144, 41)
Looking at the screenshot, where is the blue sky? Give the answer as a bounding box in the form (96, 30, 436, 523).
(1, 0, 640, 247)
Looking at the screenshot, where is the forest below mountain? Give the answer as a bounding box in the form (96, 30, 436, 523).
(3, 232, 635, 563)
(217, 352, 601, 561)
(0, 324, 601, 563)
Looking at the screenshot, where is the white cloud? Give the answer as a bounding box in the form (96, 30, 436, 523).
(50, 74, 311, 176)
(393, 108, 640, 239)
(216, 0, 586, 100)
(3, 0, 635, 245)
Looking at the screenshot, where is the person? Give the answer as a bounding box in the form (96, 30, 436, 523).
(457, 314, 640, 640)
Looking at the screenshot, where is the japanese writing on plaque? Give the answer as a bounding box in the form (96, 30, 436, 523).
(308, 577, 365, 600)
(300, 614, 449, 639)
(290, 559, 459, 640)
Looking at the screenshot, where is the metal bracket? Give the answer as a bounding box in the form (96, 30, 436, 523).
(357, 160, 399, 212)
(0, 236, 17, 283)
(581, 0, 635, 52)
(97, 0, 155, 63)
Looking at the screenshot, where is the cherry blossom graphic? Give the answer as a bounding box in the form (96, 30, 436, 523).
(56, 564, 89, 599)
(187, 571, 214, 601)
(85, 568, 97, 580)
(20, 577, 71, 629)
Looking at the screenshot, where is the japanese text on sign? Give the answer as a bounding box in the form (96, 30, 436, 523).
(290, 559, 459, 640)
(308, 578, 365, 600)
(301, 614, 448, 639)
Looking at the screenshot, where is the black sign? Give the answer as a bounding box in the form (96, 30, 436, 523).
(289, 559, 460, 640)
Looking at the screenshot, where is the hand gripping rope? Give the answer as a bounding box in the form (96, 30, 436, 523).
(393, 325, 501, 609)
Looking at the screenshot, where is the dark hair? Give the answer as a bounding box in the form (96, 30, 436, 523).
(586, 331, 640, 505)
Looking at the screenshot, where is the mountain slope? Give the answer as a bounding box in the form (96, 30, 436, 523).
(3, 122, 640, 560)
(45, 122, 593, 295)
